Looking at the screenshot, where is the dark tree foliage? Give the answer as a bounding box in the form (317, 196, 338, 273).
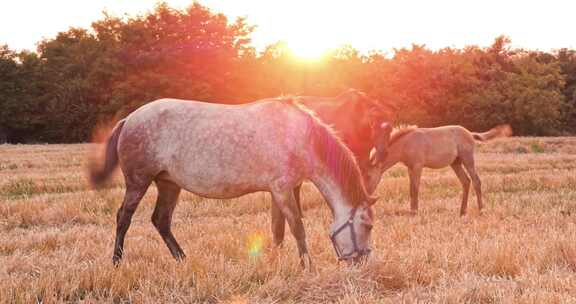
(555, 49, 576, 132)
(0, 2, 574, 143)
(0, 46, 46, 142)
(359, 38, 571, 135)
(1, 2, 254, 143)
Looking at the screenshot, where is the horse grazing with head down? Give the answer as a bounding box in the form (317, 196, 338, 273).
(271, 89, 396, 247)
(370, 124, 512, 215)
(89, 97, 377, 267)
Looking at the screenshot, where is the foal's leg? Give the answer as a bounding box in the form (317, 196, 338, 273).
(113, 180, 151, 265)
(451, 160, 471, 216)
(151, 179, 185, 260)
(462, 155, 483, 213)
(271, 183, 303, 247)
(408, 165, 423, 214)
(271, 189, 311, 269)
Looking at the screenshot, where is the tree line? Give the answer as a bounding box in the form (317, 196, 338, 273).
(0, 2, 574, 143)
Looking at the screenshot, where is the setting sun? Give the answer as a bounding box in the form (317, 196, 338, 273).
(285, 39, 333, 59)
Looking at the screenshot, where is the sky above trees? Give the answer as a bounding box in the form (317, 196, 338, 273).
(1, 0, 575, 54)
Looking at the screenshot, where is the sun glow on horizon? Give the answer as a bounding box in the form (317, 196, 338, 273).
(258, 4, 351, 60)
(285, 39, 335, 60)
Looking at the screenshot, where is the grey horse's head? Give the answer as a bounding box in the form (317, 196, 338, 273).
(329, 200, 377, 264)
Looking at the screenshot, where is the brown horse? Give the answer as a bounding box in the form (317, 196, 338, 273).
(371, 124, 512, 215)
(89, 97, 377, 267)
(271, 89, 396, 247)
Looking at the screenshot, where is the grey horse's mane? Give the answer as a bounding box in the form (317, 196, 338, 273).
(282, 98, 374, 206)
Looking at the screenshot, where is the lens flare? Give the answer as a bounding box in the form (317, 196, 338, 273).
(247, 232, 264, 258)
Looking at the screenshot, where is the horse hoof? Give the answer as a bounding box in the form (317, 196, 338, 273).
(300, 253, 314, 271)
(175, 253, 187, 262)
(112, 255, 122, 267)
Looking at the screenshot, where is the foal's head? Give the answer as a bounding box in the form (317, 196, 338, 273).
(370, 122, 394, 164)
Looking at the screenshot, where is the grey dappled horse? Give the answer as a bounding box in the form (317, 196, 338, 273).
(89, 97, 377, 267)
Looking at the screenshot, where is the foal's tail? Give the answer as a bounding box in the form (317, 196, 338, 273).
(472, 124, 512, 141)
(88, 119, 126, 188)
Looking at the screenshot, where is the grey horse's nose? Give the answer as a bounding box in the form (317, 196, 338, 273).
(347, 249, 371, 266)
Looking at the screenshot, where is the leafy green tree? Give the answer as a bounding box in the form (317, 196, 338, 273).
(0, 45, 21, 142)
(0, 46, 46, 142)
(462, 53, 566, 135)
(1, 2, 256, 142)
(555, 48, 576, 132)
(362, 37, 571, 135)
(35, 28, 110, 142)
(92, 2, 255, 112)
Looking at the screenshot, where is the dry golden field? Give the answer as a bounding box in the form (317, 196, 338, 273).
(1, 137, 576, 303)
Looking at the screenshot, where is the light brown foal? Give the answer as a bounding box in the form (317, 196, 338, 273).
(371, 124, 512, 215)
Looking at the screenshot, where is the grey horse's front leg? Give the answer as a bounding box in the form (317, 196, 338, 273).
(271, 201, 286, 247)
(271, 183, 303, 247)
(271, 188, 311, 269)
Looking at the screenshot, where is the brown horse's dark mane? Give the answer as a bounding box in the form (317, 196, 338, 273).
(285, 99, 373, 207)
(389, 126, 418, 146)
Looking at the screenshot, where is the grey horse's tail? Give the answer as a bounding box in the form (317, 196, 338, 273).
(89, 119, 126, 188)
(472, 124, 512, 141)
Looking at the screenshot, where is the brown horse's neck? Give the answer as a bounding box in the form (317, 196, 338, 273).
(296, 95, 372, 164)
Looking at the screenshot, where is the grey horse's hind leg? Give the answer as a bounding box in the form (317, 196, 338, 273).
(152, 179, 185, 260)
(113, 180, 151, 265)
(451, 160, 471, 216)
(271, 189, 311, 269)
(271, 183, 303, 247)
